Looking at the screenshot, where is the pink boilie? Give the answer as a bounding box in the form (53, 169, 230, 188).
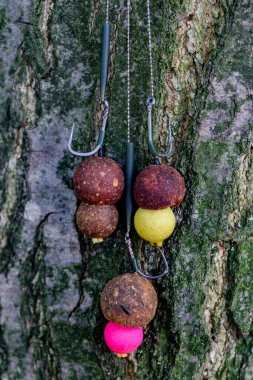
(104, 321, 143, 355)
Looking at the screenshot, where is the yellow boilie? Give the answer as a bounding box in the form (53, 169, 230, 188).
(134, 207, 176, 246)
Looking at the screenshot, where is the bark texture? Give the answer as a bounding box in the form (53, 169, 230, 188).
(0, 0, 252, 379)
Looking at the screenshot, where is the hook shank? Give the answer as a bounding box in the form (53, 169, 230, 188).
(147, 97, 173, 158)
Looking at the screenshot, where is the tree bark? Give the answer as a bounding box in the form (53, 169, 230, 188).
(0, 0, 252, 379)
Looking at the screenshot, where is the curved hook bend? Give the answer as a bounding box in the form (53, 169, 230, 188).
(147, 97, 173, 158)
(125, 235, 169, 280)
(67, 100, 109, 157)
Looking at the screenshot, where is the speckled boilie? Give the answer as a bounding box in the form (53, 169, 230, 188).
(73, 157, 124, 205)
(100, 273, 158, 327)
(134, 164, 186, 209)
(76, 203, 118, 240)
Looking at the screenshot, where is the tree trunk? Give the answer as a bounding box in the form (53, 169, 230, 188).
(0, 0, 252, 379)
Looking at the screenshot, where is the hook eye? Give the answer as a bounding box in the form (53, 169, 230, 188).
(146, 96, 156, 106)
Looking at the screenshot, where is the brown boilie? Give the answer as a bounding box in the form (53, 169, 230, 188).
(76, 203, 118, 241)
(134, 164, 186, 209)
(100, 273, 158, 328)
(73, 157, 124, 205)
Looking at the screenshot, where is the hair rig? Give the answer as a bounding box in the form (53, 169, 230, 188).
(68, 3, 125, 244)
(124, 0, 185, 281)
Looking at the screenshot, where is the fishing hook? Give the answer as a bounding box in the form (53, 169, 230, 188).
(125, 235, 169, 280)
(147, 96, 173, 158)
(67, 100, 109, 157)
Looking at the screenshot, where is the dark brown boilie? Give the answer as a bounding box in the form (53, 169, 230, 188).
(134, 164, 186, 209)
(100, 273, 158, 327)
(76, 203, 118, 239)
(73, 157, 124, 205)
